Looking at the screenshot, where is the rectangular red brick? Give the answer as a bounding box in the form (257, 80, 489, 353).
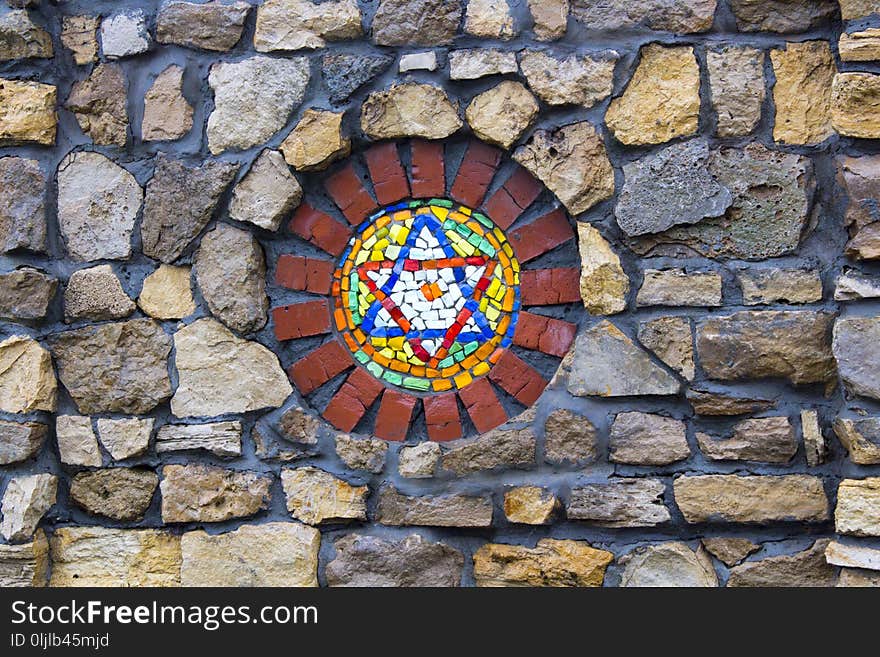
(365, 142, 410, 205)
(289, 339, 354, 395)
(508, 209, 574, 263)
(513, 310, 577, 358)
(325, 163, 378, 225)
(451, 141, 501, 208)
(272, 299, 332, 341)
(483, 166, 544, 229)
(322, 368, 384, 432)
(520, 268, 581, 306)
(423, 393, 462, 442)
(458, 378, 507, 434)
(488, 351, 547, 407)
(373, 389, 418, 441)
(410, 140, 445, 198)
(275, 254, 334, 294)
(289, 203, 352, 256)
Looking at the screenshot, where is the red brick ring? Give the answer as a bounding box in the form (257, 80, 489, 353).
(272, 140, 582, 442)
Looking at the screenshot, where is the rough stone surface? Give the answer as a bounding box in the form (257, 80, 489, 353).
(255, 0, 362, 51)
(0, 157, 45, 253)
(0, 9, 52, 60)
(836, 271, 880, 300)
(528, 0, 568, 40)
(141, 155, 238, 263)
(577, 223, 628, 315)
(771, 41, 835, 145)
(55, 416, 101, 467)
(172, 318, 291, 417)
(64, 265, 135, 322)
(730, 0, 837, 32)
(543, 408, 598, 465)
(70, 469, 158, 522)
(836, 478, 880, 536)
(281, 109, 350, 171)
(638, 316, 695, 381)
(101, 11, 150, 59)
(474, 539, 613, 587)
(0, 335, 56, 413)
(840, 0, 880, 20)
(0, 420, 46, 466)
(0, 268, 56, 321)
(465, 81, 538, 150)
(207, 55, 310, 154)
(520, 50, 616, 108)
(449, 49, 518, 80)
(334, 435, 387, 473)
(838, 569, 880, 587)
(0, 474, 57, 542)
(637, 269, 722, 307)
(440, 426, 536, 475)
(0, 78, 56, 145)
(697, 417, 797, 463)
(839, 28, 880, 62)
(701, 538, 759, 567)
(161, 464, 272, 524)
(96, 418, 153, 461)
(66, 63, 128, 146)
(834, 317, 880, 401)
(466, 0, 516, 39)
(376, 486, 493, 527)
(503, 487, 559, 525)
(61, 15, 98, 65)
(180, 523, 320, 587)
(57, 151, 142, 262)
(832, 73, 880, 139)
(802, 409, 827, 467)
(49, 319, 172, 415)
(281, 466, 368, 525)
(825, 540, 880, 572)
(674, 475, 830, 524)
(707, 46, 764, 137)
(571, 0, 717, 32)
(230, 149, 302, 231)
(514, 121, 614, 215)
(567, 479, 670, 528)
(609, 412, 690, 466)
(327, 534, 463, 587)
(727, 540, 837, 587)
(276, 407, 321, 445)
(620, 543, 718, 587)
(738, 269, 823, 305)
(398, 442, 442, 478)
(361, 83, 462, 140)
(372, 0, 462, 46)
(155, 422, 241, 458)
(834, 417, 880, 465)
(399, 52, 438, 73)
(0, 531, 48, 587)
(156, 0, 250, 52)
(138, 265, 195, 320)
(839, 156, 880, 261)
(322, 53, 393, 104)
(142, 65, 193, 142)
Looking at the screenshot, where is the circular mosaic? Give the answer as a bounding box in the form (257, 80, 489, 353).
(332, 199, 520, 394)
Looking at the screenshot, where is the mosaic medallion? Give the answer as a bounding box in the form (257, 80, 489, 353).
(271, 140, 583, 442)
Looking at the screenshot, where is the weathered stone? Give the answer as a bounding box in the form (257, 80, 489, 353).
(142, 66, 193, 142)
(361, 83, 462, 140)
(0, 268, 56, 321)
(399, 51, 438, 72)
(0, 157, 45, 253)
(738, 269, 823, 305)
(64, 265, 135, 322)
(637, 269, 722, 308)
(322, 53, 393, 104)
(825, 541, 880, 572)
(138, 265, 195, 320)
(171, 318, 292, 417)
(441, 426, 536, 475)
(609, 412, 690, 466)
(0, 78, 56, 145)
(697, 416, 797, 463)
(67, 63, 128, 146)
(281, 466, 368, 525)
(55, 415, 101, 467)
(255, 0, 362, 51)
(70, 468, 158, 522)
(707, 46, 764, 137)
(615, 140, 732, 237)
(156, 422, 242, 458)
(840, 0, 880, 19)
(563, 321, 681, 398)
(701, 538, 759, 567)
(567, 479, 670, 528)
(327, 533, 463, 587)
(398, 442, 441, 478)
(838, 568, 880, 587)
(833, 417, 880, 465)
(277, 406, 321, 444)
(832, 72, 880, 139)
(474, 539, 613, 587)
(49, 527, 181, 587)
(686, 389, 776, 416)
(519, 50, 615, 108)
(376, 486, 493, 527)
(570, 0, 717, 32)
(96, 417, 153, 461)
(839, 29, 880, 62)
(0, 531, 48, 586)
(576, 223, 628, 316)
(771, 41, 835, 145)
(181, 523, 320, 587)
(57, 151, 142, 262)
(49, 320, 172, 415)
(156, 0, 249, 51)
(0, 420, 46, 465)
(839, 156, 880, 261)
(730, 0, 837, 32)
(727, 540, 837, 587)
(195, 224, 268, 334)
(527, 0, 568, 40)
(230, 149, 302, 231)
(621, 543, 718, 587)
(514, 122, 614, 215)
(697, 311, 836, 386)
(251, 424, 312, 462)
(0, 474, 56, 542)
(372, 0, 462, 46)
(836, 478, 880, 536)
(449, 49, 518, 80)
(466, 81, 538, 150)
(835, 270, 880, 300)
(101, 11, 150, 58)
(638, 316, 694, 381)
(61, 15, 98, 65)
(161, 464, 272, 524)
(503, 487, 559, 525)
(0, 335, 55, 413)
(674, 475, 829, 524)
(207, 55, 310, 154)
(0, 9, 52, 60)
(280, 109, 350, 171)
(606, 44, 700, 146)
(801, 409, 827, 467)
(543, 408, 598, 465)
(465, 0, 516, 39)
(834, 317, 880, 401)
(141, 155, 237, 263)
(335, 435, 387, 473)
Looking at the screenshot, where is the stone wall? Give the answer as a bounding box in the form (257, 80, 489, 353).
(2, 0, 880, 587)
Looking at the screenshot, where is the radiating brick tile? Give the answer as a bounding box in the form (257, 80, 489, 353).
(289, 339, 354, 395)
(488, 351, 547, 406)
(325, 163, 378, 225)
(410, 139, 446, 198)
(508, 209, 573, 263)
(365, 142, 410, 205)
(423, 393, 463, 442)
(520, 268, 581, 306)
(322, 368, 384, 432)
(458, 378, 507, 434)
(513, 311, 577, 357)
(373, 389, 419, 441)
(289, 203, 352, 256)
(275, 254, 334, 294)
(272, 299, 332, 341)
(451, 141, 501, 208)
